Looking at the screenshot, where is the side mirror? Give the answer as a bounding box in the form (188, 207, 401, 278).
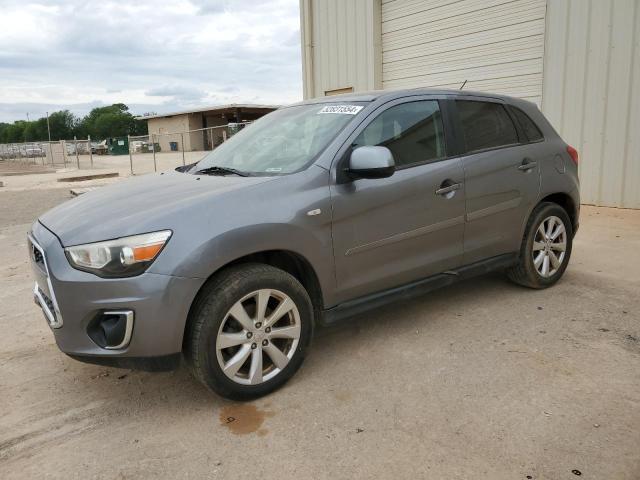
(347, 146, 395, 180)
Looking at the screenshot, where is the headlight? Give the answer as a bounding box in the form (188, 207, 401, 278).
(65, 230, 172, 278)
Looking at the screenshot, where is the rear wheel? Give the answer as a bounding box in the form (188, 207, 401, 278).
(185, 263, 313, 399)
(507, 202, 573, 289)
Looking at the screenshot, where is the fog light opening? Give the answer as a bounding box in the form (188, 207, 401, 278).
(87, 310, 134, 350)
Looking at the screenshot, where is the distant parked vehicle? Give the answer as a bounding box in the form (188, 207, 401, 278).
(93, 141, 108, 155)
(130, 141, 144, 153)
(227, 122, 246, 137)
(1, 145, 19, 159)
(25, 146, 44, 157)
(9, 146, 20, 157)
(65, 143, 76, 155)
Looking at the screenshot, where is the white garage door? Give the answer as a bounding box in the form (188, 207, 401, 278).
(381, 0, 547, 106)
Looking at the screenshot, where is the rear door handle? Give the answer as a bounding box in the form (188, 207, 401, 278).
(435, 183, 462, 196)
(518, 158, 537, 171)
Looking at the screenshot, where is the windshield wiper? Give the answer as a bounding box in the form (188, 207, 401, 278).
(194, 165, 251, 177)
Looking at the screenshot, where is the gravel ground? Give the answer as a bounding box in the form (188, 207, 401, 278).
(0, 181, 639, 480)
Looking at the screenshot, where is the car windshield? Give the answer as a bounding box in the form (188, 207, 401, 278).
(193, 103, 366, 175)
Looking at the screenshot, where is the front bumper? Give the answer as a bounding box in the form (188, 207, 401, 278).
(29, 221, 204, 362)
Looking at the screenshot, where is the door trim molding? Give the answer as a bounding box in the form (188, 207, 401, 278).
(466, 197, 522, 222)
(344, 215, 464, 256)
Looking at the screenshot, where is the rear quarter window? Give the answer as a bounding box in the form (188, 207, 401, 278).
(456, 100, 519, 152)
(511, 107, 544, 142)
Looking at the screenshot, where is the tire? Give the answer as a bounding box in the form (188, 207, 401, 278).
(507, 202, 573, 289)
(185, 263, 313, 400)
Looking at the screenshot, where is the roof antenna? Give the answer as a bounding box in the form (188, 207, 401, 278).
(459, 79, 467, 90)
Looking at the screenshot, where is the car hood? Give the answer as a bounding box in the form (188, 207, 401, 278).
(38, 171, 273, 246)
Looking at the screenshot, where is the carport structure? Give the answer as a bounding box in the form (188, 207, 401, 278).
(137, 104, 278, 153)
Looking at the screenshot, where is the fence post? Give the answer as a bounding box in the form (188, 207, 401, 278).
(88, 135, 93, 168)
(222, 130, 227, 142)
(152, 134, 157, 172)
(128, 135, 133, 175)
(74, 136, 79, 168)
(61, 140, 67, 167)
(180, 132, 186, 166)
(48, 142, 54, 166)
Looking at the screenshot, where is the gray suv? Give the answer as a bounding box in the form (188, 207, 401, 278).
(29, 89, 580, 399)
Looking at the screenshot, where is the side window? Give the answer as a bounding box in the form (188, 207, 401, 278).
(352, 100, 446, 168)
(511, 107, 544, 142)
(456, 100, 518, 152)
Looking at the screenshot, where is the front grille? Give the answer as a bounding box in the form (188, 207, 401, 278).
(33, 245, 44, 266)
(29, 238, 47, 274)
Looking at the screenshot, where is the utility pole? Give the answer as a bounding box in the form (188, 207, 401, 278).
(25, 112, 30, 142)
(88, 135, 93, 168)
(46, 112, 52, 142)
(24, 112, 32, 162)
(128, 135, 133, 174)
(46, 111, 53, 165)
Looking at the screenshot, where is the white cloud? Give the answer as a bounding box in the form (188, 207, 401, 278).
(0, 0, 302, 122)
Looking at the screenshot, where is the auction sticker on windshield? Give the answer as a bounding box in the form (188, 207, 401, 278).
(317, 105, 363, 115)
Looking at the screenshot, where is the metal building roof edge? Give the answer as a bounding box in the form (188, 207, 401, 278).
(135, 103, 282, 120)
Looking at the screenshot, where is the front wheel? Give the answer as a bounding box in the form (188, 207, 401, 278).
(507, 202, 573, 289)
(185, 263, 313, 400)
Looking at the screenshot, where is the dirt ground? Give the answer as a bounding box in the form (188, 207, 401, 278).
(1, 171, 639, 479)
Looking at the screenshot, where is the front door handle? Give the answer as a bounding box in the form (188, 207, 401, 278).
(435, 183, 462, 196)
(518, 158, 537, 171)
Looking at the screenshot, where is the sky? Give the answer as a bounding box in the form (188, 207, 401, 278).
(0, 0, 302, 123)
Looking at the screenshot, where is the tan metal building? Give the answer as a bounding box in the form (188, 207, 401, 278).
(300, 0, 639, 208)
(139, 104, 278, 153)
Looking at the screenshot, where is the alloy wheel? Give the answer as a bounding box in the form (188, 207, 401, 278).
(532, 215, 567, 278)
(215, 289, 301, 385)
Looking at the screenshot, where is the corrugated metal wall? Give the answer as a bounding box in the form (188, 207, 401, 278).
(542, 0, 639, 209)
(381, 0, 547, 105)
(300, 0, 381, 99)
(300, 0, 640, 208)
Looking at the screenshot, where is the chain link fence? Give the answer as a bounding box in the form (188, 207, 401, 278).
(0, 122, 250, 175)
(0, 137, 97, 169)
(127, 122, 250, 175)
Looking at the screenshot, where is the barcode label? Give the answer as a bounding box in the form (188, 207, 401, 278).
(317, 105, 364, 115)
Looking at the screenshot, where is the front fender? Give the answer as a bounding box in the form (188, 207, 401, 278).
(148, 166, 337, 306)
(178, 222, 334, 299)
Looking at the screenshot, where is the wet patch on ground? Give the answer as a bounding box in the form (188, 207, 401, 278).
(218, 404, 274, 435)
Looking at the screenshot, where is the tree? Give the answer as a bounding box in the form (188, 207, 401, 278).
(0, 103, 146, 143)
(77, 103, 145, 139)
(0, 123, 10, 143)
(3, 121, 27, 143)
(47, 110, 76, 140)
(23, 118, 48, 142)
(92, 112, 133, 139)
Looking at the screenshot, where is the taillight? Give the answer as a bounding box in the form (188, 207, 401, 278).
(566, 145, 579, 165)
